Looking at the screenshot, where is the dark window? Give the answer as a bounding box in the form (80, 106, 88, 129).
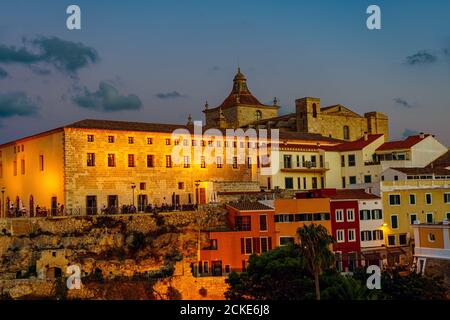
(280, 237, 295, 246)
(87, 135, 94, 142)
(236, 216, 251, 231)
(87, 153, 95, 166)
(232, 157, 238, 169)
(178, 182, 184, 190)
(260, 238, 268, 253)
(409, 194, 416, 205)
(348, 154, 356, 166)
(147, 137, 153, 145)
(259, 215, 267, 231)
(285, 177, 294, 189)
(341, 155, 345, 167)
(349, 176, 357, 185)
(399, 234, 407, 246)
(165, 139, 171, 145)
(108, 154, 116, 167)
(410, 214, 417, 225)
(39, 155, 44, 171)
(342, 177, 346, 188)
(216, 156, 223, 168)
(343, 126, 350, 140)
(147, 155, 154, 168)
(312, 177, 318, 189)
(391, 215, 398, 229)
(364, 175, 372, 183)
(389, 195, 401, 205)
(140, 182, 146, 190)
(388, 235, 396, 246)
(128, 154, 135, 167)
(128, 137, 134, 144)
(425, 193, 432, 205)
(245, 238, 253, 254)
(108, 136, 114, 143)
(444, 193, 450, 203)
(283, 155, 292, 168)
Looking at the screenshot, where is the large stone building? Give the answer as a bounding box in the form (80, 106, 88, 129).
(205, 68, 389, 141)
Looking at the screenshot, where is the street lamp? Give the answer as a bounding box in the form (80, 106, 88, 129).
(131, 183, 136, 207)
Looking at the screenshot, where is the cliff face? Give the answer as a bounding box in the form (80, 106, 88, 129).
(0, 208, 229, 300)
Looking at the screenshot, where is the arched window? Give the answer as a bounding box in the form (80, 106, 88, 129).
(343, 126, 350, 140)
(255, 110, 262, 121)
(312, 103, 318, 118)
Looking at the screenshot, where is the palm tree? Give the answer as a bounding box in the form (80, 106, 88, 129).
(297, 224, 335, 300)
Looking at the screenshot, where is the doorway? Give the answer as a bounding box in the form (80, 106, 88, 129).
(51, 197, 57, 216)
(107, 195, 118, 214)
(211, 261, 222, 276)
(137, 195, 147, 212)
(86, 196, 97, 215)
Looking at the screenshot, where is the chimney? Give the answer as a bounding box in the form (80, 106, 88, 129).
(363, 132, 368, 141)
(419, 132, 425, 139)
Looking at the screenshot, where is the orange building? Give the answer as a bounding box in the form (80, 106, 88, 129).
(274, 198, 332, 246)
(199, 202, 276, 276)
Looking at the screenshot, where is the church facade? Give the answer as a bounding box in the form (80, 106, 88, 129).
(203, 68, 389, 141)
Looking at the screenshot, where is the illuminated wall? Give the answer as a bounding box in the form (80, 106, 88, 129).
(0, 129, 65, 216)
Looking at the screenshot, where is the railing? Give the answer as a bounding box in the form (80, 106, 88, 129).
(282, 161, 329, 170)
(2, 204, 200, 218)
(364, 160, 380, 166)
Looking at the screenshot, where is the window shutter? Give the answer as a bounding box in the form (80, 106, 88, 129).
(240, 238, 245, 254)
(254, 237, 260, 254)
(268, 237, 272, 250)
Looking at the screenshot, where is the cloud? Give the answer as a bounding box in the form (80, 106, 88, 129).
(394, 98, 415, 109)
(29, 65, 51, 76)
(0, 67, 8, 79)
(154, 91, 185, 99)
(0, 36, 99, 75)
(405, 50, 438, 65)
(72, 81, 142, 112)
(0, 92, 38, 118)
(402, 128, 419, 138)
(30, 36, 99, 74)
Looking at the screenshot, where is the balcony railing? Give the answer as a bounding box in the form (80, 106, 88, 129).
(282, 161, 329, 170)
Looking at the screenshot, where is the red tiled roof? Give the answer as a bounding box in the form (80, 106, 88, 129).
(426, 150, 450, 169)
(321, 134, 383, 152)
(217, 92, 266, 110)
(329, 189, 380, 200)
(390, 167, 450, 176)
(376, 135, 430, 151)
(226, 201, 274, 211)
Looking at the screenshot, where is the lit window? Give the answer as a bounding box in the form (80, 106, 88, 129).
(147, 155, 154, 168)
(87, 153, 95, 167)
(166, 155, 172, 168)
(183, 156, 190, 168)
(165, 139, 171, 145)
(108, 154, 116, 167)
(128, 154, 135, 167)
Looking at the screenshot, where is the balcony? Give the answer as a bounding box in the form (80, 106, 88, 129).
(281, 161, 329, 173)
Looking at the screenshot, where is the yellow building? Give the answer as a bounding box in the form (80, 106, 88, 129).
(273, 198, 332, 246)
(380, 168, 450, 249)
(412, 223, 449, 287)
(0, 119, 260, 217)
